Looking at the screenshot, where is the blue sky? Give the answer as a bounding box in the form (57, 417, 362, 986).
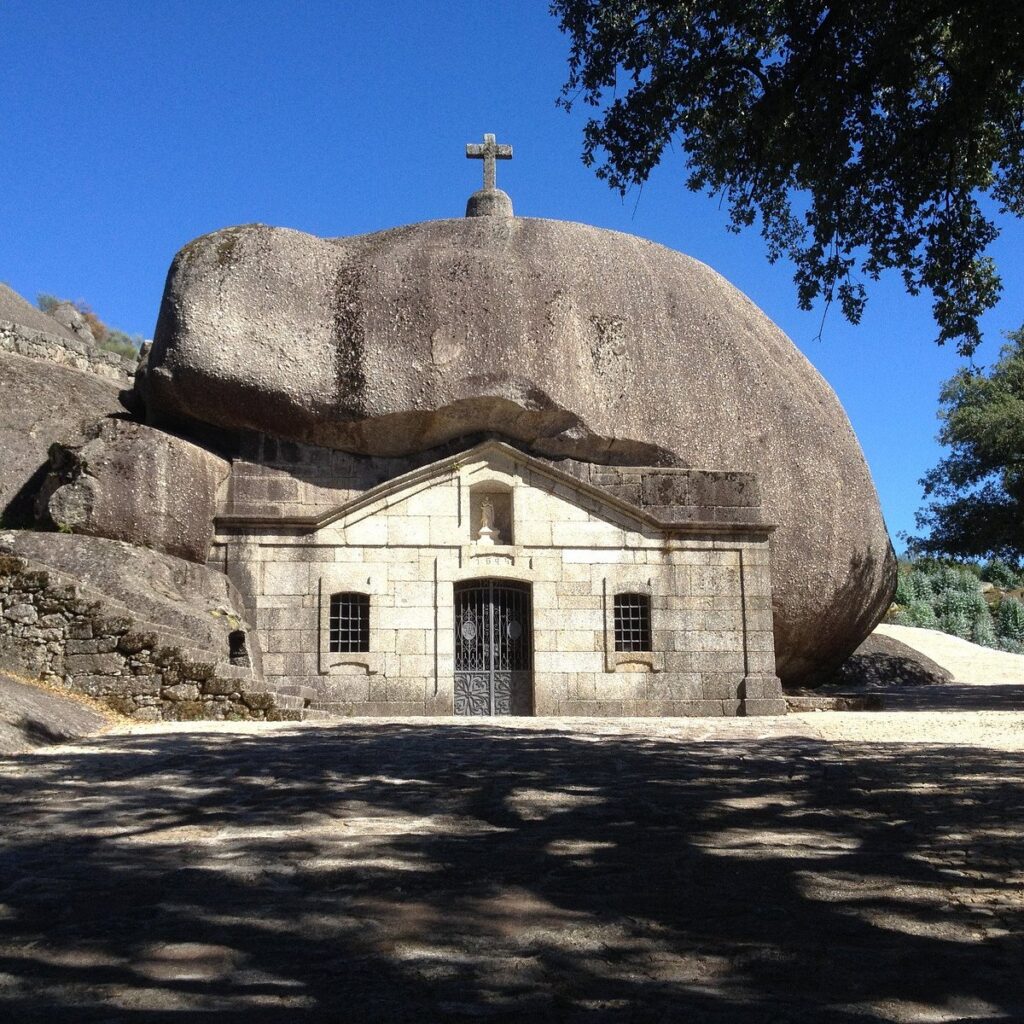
(3, 0, 1022, 551)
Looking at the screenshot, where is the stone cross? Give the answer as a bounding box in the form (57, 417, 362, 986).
(466, 133, 512, 191)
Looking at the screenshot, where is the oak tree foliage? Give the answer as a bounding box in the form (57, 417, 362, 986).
(913, 327, 1024, 560)
(552, 1, 1024, 353)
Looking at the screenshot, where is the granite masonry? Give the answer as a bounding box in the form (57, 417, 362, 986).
(212, 441, 785, 717)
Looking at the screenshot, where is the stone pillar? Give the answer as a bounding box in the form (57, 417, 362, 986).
(737, 544, 787, 716)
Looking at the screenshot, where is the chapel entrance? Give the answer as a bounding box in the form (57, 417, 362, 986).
(454, 579, 533, 716)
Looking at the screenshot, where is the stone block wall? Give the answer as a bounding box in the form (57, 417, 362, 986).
(0, 319, 136, 386)
(0, 551, 290, 721)
(217, 446, 785, 717)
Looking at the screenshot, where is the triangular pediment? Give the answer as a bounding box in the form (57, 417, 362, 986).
(312, 441, 653, 534)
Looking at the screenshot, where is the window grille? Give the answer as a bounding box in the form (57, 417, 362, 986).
(613, 593, 652, 652)
(329, 592, 370, 653)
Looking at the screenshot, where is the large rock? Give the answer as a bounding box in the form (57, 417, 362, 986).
(0, 351, 124, 526)
(40, 419, 230, 564)
(139, 218, 897, 685)
(0, 671, 112, 755)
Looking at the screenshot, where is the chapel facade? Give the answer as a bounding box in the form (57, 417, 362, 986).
(211, 439, 785, 717)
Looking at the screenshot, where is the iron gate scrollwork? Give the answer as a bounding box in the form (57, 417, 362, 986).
(454, 579, 532, 716)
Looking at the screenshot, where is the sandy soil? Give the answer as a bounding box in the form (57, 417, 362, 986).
(876, 623, 1024, 685)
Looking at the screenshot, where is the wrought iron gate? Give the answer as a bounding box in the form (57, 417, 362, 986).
(454, 579, 532, 716)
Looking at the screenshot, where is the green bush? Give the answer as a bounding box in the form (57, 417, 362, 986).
(932, 564, 979, 595)
(983, 558, 1023, 589)
(893, 599, 938, 629)
(972, 606, 998, 647)
(939, 607, 972, 639)
(996, 597, 1024, 644)
(98, 330, 142, 361)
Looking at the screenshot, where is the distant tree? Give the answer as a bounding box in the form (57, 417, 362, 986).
(36, 293, 59, 315)
(552, 1, 1024, 353)
(913, 327, 1024, 560)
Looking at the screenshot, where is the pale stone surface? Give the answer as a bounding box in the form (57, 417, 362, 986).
(0, 352, 123, 526)
(230, 445, 780, 716)
(0, 671, 112, 754)
(139, 216, 895, 685)
(876, 624, 1024, 684)
(41, 419, 230, 563)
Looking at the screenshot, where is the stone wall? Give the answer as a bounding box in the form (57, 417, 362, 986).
(215, 445, 785, 717)
(0, 319, 136, 386)
(0, 547, 292, 722)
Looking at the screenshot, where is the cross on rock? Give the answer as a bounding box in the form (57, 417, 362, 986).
(466, 133, 512, 191)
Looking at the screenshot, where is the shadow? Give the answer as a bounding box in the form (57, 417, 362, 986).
(877, 683, 1024, 711)
(0, 724, 1021, 1022)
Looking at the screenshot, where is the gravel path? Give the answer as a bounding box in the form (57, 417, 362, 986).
(1, 711, 1022, 1022)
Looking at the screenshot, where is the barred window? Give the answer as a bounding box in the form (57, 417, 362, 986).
(329, 592, 370, 653)
(613, 593, 652, 652)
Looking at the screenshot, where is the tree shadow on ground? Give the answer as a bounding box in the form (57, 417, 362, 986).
(0, 725, 1021, 1022)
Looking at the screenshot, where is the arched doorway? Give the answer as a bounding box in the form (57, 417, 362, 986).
(454, 579, 533, 716)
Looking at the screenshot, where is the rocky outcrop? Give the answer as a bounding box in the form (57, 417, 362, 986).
(40, 419, 230, 563)
(139, 218, 897, 685)
(0, 532, 291, 721)
(0, 283, 79, 341)
(0, 672, 113, 755)
(48, 301, 96, 343)
(0, 351, 125, 526)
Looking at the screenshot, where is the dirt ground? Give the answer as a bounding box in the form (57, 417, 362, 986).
(1, 697, 1022, 1024)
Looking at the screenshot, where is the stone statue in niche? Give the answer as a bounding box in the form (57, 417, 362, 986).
(471, 489, 512, 545)
(477, 497, 496, 546)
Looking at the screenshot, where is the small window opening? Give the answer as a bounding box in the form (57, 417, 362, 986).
(329, 592, 370, 653)
(228, 630, 249, 666)
(613, 593, 652, 652)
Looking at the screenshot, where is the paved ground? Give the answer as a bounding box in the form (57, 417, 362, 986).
(1, 708, 1022, 1023)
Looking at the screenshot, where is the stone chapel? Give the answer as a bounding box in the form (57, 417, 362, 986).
(110, 133, 892, 719)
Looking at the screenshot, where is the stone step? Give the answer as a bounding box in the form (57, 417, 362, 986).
(270, 693, 306, 711)
(273, 683, 316, 701)
(300, 708, 335, 721)
(306, 702, 354, 716)
(267, 708, 304, 722)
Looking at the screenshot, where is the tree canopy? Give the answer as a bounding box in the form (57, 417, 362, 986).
(913, 327, 1024, 560)
(552, 1, 1024, 354)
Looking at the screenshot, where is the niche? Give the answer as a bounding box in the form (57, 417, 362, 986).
(228, 630, 250, 666)
(469, 484, 514, 546)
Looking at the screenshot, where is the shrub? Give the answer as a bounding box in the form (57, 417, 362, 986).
(894, 599, 938, 629)
(99, 330, 142, 361)
(984, 558, 1023, 589)
(996, 597, 1024, 644)
(939, 608, 972, 639)
(932, 564, 979, 595)
(972, 607, 998, 648)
